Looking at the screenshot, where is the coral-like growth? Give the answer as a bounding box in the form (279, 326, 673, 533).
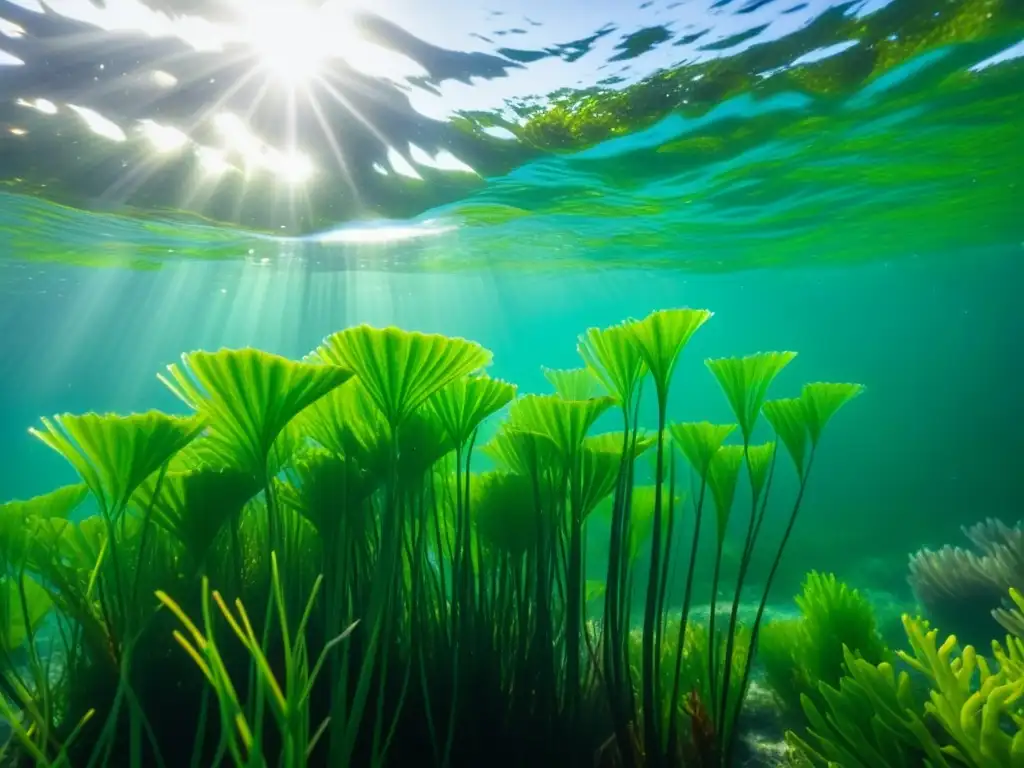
(784, 642, 941, 768)
(994, 587, 1024, 640)
(909, 518, 1024, 646)
(759, 572, 888, 717)
(787, 589, 1024, 767)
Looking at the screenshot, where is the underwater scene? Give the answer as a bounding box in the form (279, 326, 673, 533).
(0, 0, 1022, 766)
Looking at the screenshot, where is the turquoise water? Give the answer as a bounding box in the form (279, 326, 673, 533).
(1, 0, 1023, 763)
(3, 248, 1020, 597)
(0, 0, 1021, 618)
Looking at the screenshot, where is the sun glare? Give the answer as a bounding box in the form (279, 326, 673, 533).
(11, 0, 477, 223)
(211, 111, 315, 184)
(240, 6, 336, 85)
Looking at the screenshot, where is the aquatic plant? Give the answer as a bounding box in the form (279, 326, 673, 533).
(787, 588, 1024, 767)
(909, 517, 1024, 646)
(784, 642, 940, 768)
(0, 309, 864, 768)
(994, 587, 1024, 639)
(758, 571, 888, 717)
(625, 616, 751, 763)
(581, 314, 862, 767)
(155, 554, 359, 768)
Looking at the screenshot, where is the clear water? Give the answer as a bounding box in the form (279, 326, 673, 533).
(0, 1, 1023, 764)
(0, 0, 1023, 747)
(2, 0, 1021, 577)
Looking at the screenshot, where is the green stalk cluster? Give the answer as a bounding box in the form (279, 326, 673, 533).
(0, 309, 863, 767)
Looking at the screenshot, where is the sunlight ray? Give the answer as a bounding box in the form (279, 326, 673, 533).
(314, 75, 402, 162)
(301, 84, 364, 208)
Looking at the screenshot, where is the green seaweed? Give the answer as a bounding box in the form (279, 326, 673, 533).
(788, 590, 1024, 767)
(0, 308, 865, 768)
(759, 571, 889, 717)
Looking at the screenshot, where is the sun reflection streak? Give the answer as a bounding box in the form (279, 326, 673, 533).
(302, 86, 364, 207)
(312, 220, 457, 245)
(67, 104, 126, 141)
(16, 97, 57, 114)
(137, 119, 188, 153)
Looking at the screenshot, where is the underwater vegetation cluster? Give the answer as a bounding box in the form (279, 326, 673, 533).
(0, 306, 864, 767)
(2, 304, 1013, 768)
(741, 570, 1024, 768)
(784, 586, 1024, 768)
(758, 571, 889, 718)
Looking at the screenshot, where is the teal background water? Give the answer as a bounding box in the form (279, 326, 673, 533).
(2, 245, 1020, 597)
(0, 0, 1022, 604)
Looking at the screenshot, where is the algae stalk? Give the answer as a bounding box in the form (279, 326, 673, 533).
(724, 447, 817, 764)
(666, 471, 709, 757)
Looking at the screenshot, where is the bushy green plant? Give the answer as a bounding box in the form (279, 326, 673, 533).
(156, 554, 358, 768)
(787, 590, 1024, 767)
(784, 643, 940, 768)
(0, 309, 864, 768)
(758, 571, 888, 716)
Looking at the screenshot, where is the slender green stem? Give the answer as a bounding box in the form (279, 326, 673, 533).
(666, 474, 708, 755)
(130, 465, 167, 626)
(641, 398, 668, 767)
(653, 455, 678, 706)
(714, 443, 756, 739)
(706, 530, 725, 731)
(723, 448, 817, 766)
(602, 410, 631, 687)
(566, 453, 585, 723)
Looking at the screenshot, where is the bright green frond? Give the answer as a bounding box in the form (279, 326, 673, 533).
(481, 426, 561, 477)
(626, 308, 713, 404)
(0, 483, 88, 521)
(707, 444, 744, 541)
(746, 441, 776, 502)
(577, 446, 624, 519)
(577, 322, 648, 407)
(801, 382, 865, 446)
(394, 407, 457, 483)
(705, 352, 797, 442)
(542, 366, 605, 400)
(0, 574, 53, 652)
(160, 348, 350, 480)
(668, 421, 737, 477)
(314, 326, 491, 429)
(762, 398, 810, 478)
(508, 394, 615, 462)
(430, 375, 516, 448)
(132, 468, 259, 564)
(281, 449, 374, 538)
(0, 484, 89, 565)
(30, 411, 206, 513)
(625, 485, 678, 564)
(296, 380, 389, 473)
(584, 430, 656, 459)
